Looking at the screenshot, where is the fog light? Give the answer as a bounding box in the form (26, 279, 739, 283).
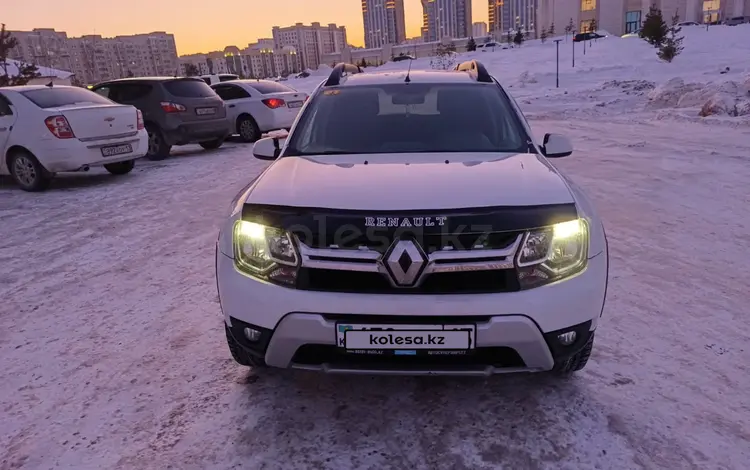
(557, 331, 577, 346)
(243, 327, 261, 342)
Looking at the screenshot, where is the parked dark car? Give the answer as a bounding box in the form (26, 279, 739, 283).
(724, 16, 750, 26)
(573, 32, 605, 42)
(90, 77, 230, 160)
(393, 54, 415, 62)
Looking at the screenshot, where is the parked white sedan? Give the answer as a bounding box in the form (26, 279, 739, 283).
(0, 85, 148, 191)
(210, 80, 308, 142)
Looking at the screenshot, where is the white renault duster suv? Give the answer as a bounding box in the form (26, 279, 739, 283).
(216, 60, 609, 376)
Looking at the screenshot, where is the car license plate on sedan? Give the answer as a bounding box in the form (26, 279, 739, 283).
(336, 323, 475, 353)
(196, 107, 216, 115)
(101, 143, 133, 157)
(287, 101, 303, 109)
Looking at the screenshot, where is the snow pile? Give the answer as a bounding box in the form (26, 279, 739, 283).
(310, 64, 332, 76)
(601, 79, 656, 95)
(647, 76, 750, 116)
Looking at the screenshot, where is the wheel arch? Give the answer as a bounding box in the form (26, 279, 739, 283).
(236, 112, 257, 130)
(5, 145, 44, 173)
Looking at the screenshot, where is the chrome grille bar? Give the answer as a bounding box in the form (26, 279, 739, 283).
(296, 234, 523, 275)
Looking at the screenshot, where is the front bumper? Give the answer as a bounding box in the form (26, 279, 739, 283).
(217, 250, 607, 375)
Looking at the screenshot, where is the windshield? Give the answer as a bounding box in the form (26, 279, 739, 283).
(285, 83, 528, 155)
(21, 87, 114, 109)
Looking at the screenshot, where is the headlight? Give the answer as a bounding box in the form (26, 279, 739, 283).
(233, 220, 299, 286)
(516, 218, 589, 289)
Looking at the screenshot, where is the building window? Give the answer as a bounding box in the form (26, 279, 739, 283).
(703, 0, 721, 23)
(581, 0, 596, 12)
(580, 19, 594, 32)
(625, 11, 641, 32)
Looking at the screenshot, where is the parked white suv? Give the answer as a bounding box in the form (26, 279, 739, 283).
(216, 61, 609, 376)
(0, 85, 147, 191)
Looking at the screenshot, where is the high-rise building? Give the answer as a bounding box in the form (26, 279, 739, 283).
(272, 22, 347, 71)
(488, 0, 537, 35)
(421, 0, 473, 42)
(534, 0, 737, 38)
(472, 21, 489, 37)
(361, 0, 407, 48)
(9, 29, 178, 84)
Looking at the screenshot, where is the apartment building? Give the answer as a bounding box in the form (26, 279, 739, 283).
(488, 0, 537, 35)
(9, 29, 178, 84)
(179, 43, 301, 79)
(535, 0, 748, 37)
(421, 0, 473, 42)
(361, 0, 407, 48)
(472, 21, 489, 37)
(271, 23, 347, 71)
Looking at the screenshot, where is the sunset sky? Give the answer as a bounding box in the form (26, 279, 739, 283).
(5, 0, 489, 55)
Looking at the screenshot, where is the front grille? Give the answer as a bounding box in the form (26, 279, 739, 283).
(291, 344, 525, 369)
(300, 230, 522, 254)
(294, 230, 524, 295)
(296, 267, 520, 294)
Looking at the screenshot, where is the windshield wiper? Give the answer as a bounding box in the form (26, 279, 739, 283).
(285, 149, 362, 157)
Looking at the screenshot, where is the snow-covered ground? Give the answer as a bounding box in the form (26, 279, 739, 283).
(1, 25, 750, 470)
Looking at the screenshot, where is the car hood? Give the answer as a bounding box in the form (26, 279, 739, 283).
(246, 152, 575, 210)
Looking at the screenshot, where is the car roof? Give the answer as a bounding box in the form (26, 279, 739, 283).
(0, 85, 79, 93)
(334, 69, 488, 87)
(96, 77, 201, 85)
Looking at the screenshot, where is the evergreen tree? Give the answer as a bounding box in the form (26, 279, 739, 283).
(567, 18, 575, 36)
(658, 11, 684, 62)
(513, 30, 524, 46)
(549, 23, 556, 36)
(640, 5, 669, 47)
(540, 28, 548, 43)
(506, 30, 513, 46)
(589, 19, 597, 33)
(0, 24, 40, 86)
(467, 37, 477, 51)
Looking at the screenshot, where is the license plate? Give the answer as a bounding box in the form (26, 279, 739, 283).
(336, 323, 475, 351)
(196, 107, 216, 115)
(101, 143, 132, 157)
(287, 101, 303, 109)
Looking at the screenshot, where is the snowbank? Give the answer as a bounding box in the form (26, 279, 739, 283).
(647, 76, 750, 116)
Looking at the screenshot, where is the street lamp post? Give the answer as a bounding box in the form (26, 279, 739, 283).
(572, 30, 576, 67)
(554, 39, 562, 88)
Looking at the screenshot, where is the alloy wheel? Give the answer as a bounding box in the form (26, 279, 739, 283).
(13, 155, 37, 186)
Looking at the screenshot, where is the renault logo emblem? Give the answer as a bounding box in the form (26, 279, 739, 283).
(382, 239, 428, 287)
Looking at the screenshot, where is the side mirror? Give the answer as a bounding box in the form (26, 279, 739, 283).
(253, 136, 285, 161)
(542, 133, 573, 158)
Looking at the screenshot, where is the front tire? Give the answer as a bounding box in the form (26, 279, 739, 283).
(104, 160, 135, 175)
(146, 125, 172, 161)
(225, 325, 267, 368)
(200, 139, 224, 150)
(552, 334, 594, 375)
(8, 150, 52, 192)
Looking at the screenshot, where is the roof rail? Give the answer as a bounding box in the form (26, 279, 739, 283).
(453, 60, 493, 83)
(324, 62, 363, 87)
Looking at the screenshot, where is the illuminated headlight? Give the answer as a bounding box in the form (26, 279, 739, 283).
(516, 218, 589, 289)
(233, 220, 299, 286)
